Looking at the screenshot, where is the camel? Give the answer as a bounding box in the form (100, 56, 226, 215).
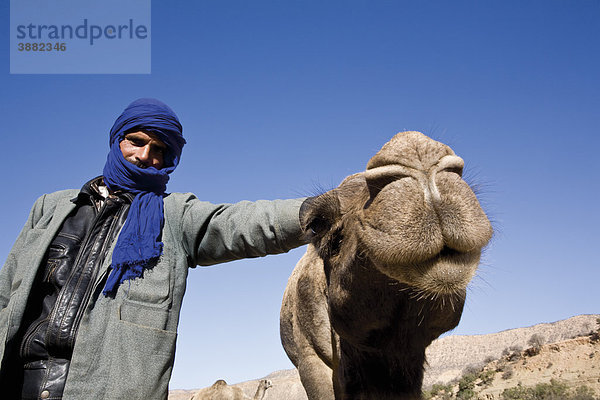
(190, 379, 272, 400)
(280, 131, 493, 400)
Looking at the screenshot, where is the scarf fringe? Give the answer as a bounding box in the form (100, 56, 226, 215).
(102, 256, 160, 296)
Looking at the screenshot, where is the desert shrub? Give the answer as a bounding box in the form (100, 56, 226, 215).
(525, 347, 541, 357)
(528, 334, 545, 349)
(500, 379, 597, 400)
(526, 334, 544, 356)
(456, 373, 478, 399)
(458, 374, 476, 390)
(501, 366, 514, 380)
(484, 355, 496, 364)
(572, 385, 597, 400)
(456, 388, 476, 400)
(532, 379, 569, 399)
(502, 345, 523, 361)
(589, 318, 600, 341)
(423, 383, 454, 400)
(462, 363, 482, 376)
(495, 360, 507, 372)
(479, 369, 495, 386)
(502, 383, 530, 399)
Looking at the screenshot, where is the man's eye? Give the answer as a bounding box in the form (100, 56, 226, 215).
(152, 147, 166, 156)
(129, 138, 145, 146)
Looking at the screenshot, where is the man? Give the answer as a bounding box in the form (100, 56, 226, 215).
(0, 99, 307, 399)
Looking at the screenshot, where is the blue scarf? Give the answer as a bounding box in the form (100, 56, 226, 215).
(102, 98, 186, 296)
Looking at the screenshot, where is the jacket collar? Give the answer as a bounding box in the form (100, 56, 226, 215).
(71, 176, 135, 206)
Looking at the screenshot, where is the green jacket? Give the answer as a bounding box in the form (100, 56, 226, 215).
(0, 189, 306, 399)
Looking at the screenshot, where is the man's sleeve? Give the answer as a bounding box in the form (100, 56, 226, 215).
(0, 195, 46, 309)
(180, 196, 308, 267)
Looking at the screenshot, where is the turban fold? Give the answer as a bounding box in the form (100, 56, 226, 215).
(102, 98, 186, 296)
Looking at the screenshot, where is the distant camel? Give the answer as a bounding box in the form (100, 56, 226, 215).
(281, 132, 493, 399)
(190, 379, 272, 400)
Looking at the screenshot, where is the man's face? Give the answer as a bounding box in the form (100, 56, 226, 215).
(120, 131, 167, 169)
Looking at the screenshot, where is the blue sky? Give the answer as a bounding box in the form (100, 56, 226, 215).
(1, 0, 599, 391)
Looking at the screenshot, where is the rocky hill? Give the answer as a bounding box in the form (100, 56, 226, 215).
(423, 314, 600, 387)
(169, 314, 600, 400)
(425, 332, 600, 399)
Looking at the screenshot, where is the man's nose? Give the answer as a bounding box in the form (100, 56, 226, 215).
(137, 145, 152, 162)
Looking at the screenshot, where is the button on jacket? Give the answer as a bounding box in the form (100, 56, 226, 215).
(0, 185, 306, 399)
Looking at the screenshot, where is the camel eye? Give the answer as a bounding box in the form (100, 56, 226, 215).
(330, 230, 343, 256)
(307, 216, 330, 236)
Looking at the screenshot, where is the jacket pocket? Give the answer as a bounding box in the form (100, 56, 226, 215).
(120, 256, 173, 306)
(119, 300, 170, 331)
(106, 310, 177, 400)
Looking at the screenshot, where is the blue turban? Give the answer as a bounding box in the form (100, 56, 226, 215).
(102, 98, 186, 296)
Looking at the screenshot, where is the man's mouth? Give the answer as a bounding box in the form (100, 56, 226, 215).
(133, 160, 149, 169)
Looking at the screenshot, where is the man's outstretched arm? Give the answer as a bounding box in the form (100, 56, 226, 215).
(174, 194, 308, 267)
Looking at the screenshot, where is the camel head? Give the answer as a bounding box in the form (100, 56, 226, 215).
(301, 131, 492, 339)
(362, 131, 492, 294)
(284, 132, 493, 399)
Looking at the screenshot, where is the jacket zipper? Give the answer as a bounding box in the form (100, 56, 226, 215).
(44, 200, 113, 349)
(68, 203, 129, 348)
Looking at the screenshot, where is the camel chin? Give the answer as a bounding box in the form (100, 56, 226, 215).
(378, 249, 481, 297)
(281, 131, 493, 400)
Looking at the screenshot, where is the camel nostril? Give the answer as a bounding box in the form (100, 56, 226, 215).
(366, 175, 398, 201)
(365, 165, 410, 202)
(442, 167, 463, 176)
(436, 155, 465, 177)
